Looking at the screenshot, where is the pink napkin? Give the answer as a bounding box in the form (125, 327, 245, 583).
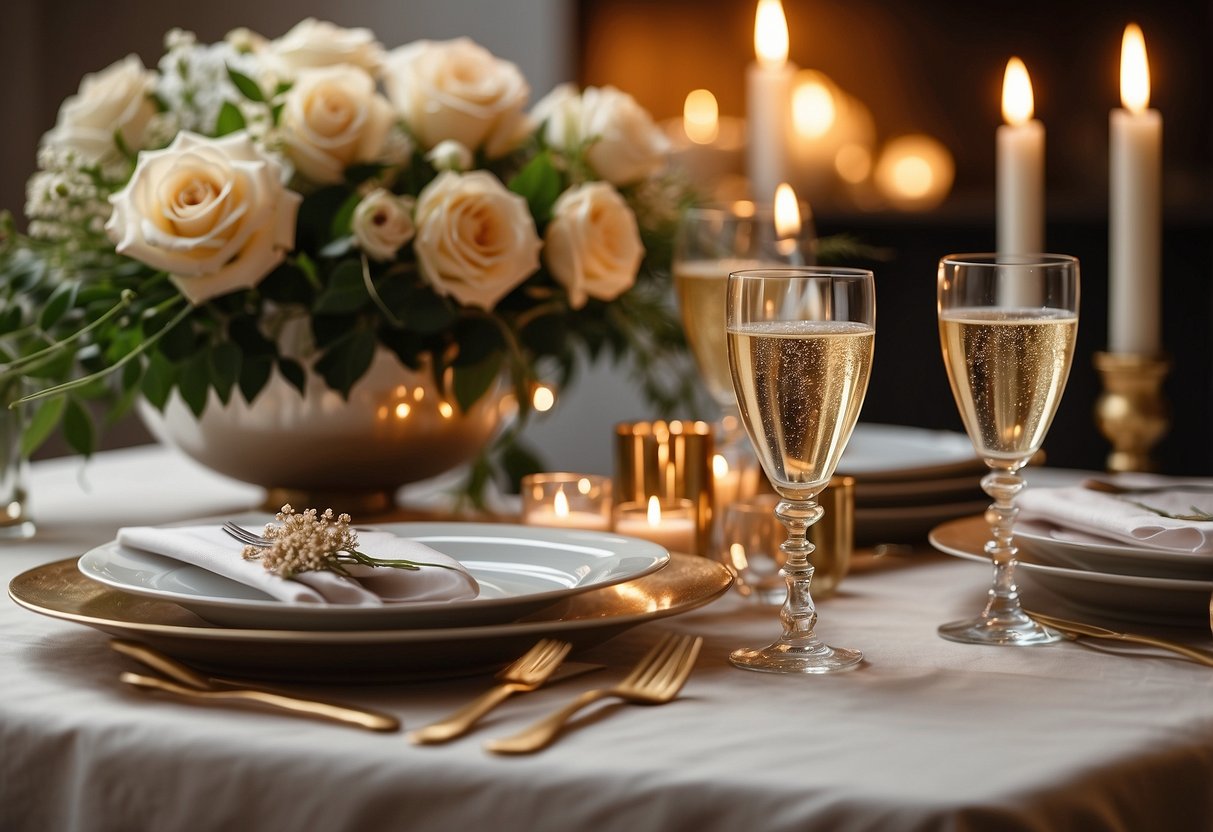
(1018, 486, 1213, 554)
(116, 526, 480, 605)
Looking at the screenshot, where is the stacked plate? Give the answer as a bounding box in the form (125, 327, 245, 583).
(10, 521, 734, 681)
(930, 515, 1213, 626)
(837, 424, 987, 545)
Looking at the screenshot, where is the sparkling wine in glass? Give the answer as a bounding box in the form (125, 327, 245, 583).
(726, 268, 874, 673)
(937, 253, 1079, 645)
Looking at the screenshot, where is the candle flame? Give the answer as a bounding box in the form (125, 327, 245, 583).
(683, 89, 720, 144)
(1120, 23, 1150, 114)
(792, 75, 836, 139)
(554, 487, 569, 519)
(773, 182, 801, 238)
(646, 495, 662, 527)
(754, 0, 789, 68)
(1001, 57, 1034, 126)
(712, 453, 730, 478)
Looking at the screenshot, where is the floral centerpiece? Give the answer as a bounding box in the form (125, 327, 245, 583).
(0, 20, 697, 498)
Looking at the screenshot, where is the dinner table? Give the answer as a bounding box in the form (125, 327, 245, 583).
(4, 444, 1213, 831)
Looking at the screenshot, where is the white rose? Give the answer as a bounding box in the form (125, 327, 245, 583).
(413, 171, 541, 310)
(106, 131, 302, 304)
(543, 183, 643, 309)
(533, 84, 669, 185)
(43, 55, 156, 165)
(263, 18, 385, 78)
(280, 65, 394, 185)
(384, 38, 530, 158)
(353, 189, 416, 261)
(425, 140, 473, 172)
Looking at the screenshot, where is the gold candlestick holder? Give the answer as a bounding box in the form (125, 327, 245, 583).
(1093, 351, 1170, 473)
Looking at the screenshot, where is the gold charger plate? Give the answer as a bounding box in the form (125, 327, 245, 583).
(9, 554, 732, 682)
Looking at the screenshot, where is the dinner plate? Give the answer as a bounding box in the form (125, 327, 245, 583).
(1016, 520, 1213, 581)
(929, 516, 1213, 625)
(856, 498, 990, 545)
(78, 522, 669, 630)
(838, 424, 981, 482)
(11, 555, 732, 682)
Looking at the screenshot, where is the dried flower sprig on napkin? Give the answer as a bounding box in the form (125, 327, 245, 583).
(243, 505, 454, 578)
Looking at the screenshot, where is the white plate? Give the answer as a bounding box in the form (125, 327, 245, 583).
(78, 522, 669, 631)
(838, 424, 980, 482)
(930, 516, 1213, 625)
(1017, 520, 1213, 581)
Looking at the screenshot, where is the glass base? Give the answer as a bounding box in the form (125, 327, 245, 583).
(730, 637, 863, 674)
(0, 519, 35, 540)
(938, 610, 1062, 646)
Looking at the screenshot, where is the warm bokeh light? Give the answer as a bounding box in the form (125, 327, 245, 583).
(1120, 23, 1150, 113)
(437, 401, 453, 419)
(531, 384, 556, 412)
(835, 143, 872, 184)
(553, 487, 569, 518)
(712, 453, 730, 478)
(394, 402, 411, 419)
(1001, 57, 1035, 126)
(773, 182, 801, 237)
(792, 77, 836, 139)
(874, 134, 955, 211)
(577, 477, 593, 495)
(754, 0, 789, 68)
(683, 89, 720, 145)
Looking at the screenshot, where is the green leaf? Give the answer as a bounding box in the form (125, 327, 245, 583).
(508, 151, 562, 226)
(226, 67, 265, 103)
(278, 357, 306, 395)
(140, 352, 176, 410)
(330, 192, 362, 239)
(313, 259, 370, 315)
(177, 353, 210, 416)
(452, 317, 505, 366)
(257, 262, 314, 305)
(500, 437, 546, 491)
(39, 281, 77, 330)
(208, 342, 242, 405)
(314, 330, 375, 397)
(0, 306, 24, 336)
(21, 396, 65, 457)
(238, 354, 274, 403)
(400, 285, 457, 333)
(63, 397, 96, 456)
(214, 100, 246, 136)
(452, 353, 502, 413)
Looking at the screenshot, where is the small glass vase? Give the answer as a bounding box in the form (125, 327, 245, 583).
(0, 380, 35, 539)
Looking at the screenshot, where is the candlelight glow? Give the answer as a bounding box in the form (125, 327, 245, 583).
(793, 77, 836, 139)
(646, 495, 662, 526)
(554, 488, 569, 518)
(577, 477, 592, 495)
(1120, 23, 1150, 113)
(874, 134, 955, 210)
(1001, 57, 1034, 126)
(683, 89, 720, 144)
(835, 143, 872, 184)
(394, 402, 411, 419)
(773, 182, 801, 237)
(712, 453, 730, 478)
(754, 0, 789, 69)
(531, 384, 555, 412)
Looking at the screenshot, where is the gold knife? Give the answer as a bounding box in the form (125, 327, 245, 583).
(1027, 610, 1213, 667)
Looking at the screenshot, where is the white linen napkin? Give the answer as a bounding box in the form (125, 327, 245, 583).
(1017, 486, 1213, 554)
(116, 526, 480, 605)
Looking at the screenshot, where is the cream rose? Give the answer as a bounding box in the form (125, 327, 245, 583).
(425, 140, 473, 172)
(413, 171, 541, 310)
(543, 183, 643, 309)
(384, 38, 530, 158)
(263, 18, 384, 78)
(533, 84, 669, 185)
(106, 131, 302, 304)
(43, 54, 156, 165)
(353, 189, 416, 261)
(280, 65, 394, 185)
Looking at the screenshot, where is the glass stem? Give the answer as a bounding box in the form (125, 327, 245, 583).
(774, 497, 823, 642)
(980, 469, 1026, 619)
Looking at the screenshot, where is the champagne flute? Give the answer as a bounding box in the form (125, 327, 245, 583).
(726, 268, 874, 673)
(937, 253, 1079, 645)
(673, 199, 815, 447)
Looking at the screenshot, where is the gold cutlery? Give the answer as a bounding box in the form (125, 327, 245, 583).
(1026, 611, 1213, 667)
(409, 638, 572, 745)
(1081, 479, 1213, 496)
(111, 640, 400, 732)
(486, 633, 703, 755)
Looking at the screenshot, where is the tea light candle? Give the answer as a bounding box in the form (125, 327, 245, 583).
(521, 473, 612, 531)
(747, 0, 795, 204)
(1109, 23, 1162, 355)
(712, 454, 741, 510)
(614, 496, 696, 553)
(997, 57, 1044, 257)
(665, 89, 745, 191)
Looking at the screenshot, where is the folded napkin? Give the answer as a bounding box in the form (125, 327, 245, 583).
(1018, 486, 1213, 554)
(116, 526, 480, 605)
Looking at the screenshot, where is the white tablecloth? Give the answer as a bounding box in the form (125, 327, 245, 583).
(4, 447, 1213, 831)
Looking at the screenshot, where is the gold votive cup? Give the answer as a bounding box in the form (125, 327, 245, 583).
(520, 473, 612, 531)
(1094, 351, 1170, 473)
(613, 420, 714, 555)
(719, 476, 855, 603)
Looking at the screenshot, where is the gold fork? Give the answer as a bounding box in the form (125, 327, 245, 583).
(408, 638, 572, 745)
(1027, 610, 1213, 667)
(485, 633, 704, 755)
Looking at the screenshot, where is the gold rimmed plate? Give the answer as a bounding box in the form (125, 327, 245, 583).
(10, 554, 732, 682)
